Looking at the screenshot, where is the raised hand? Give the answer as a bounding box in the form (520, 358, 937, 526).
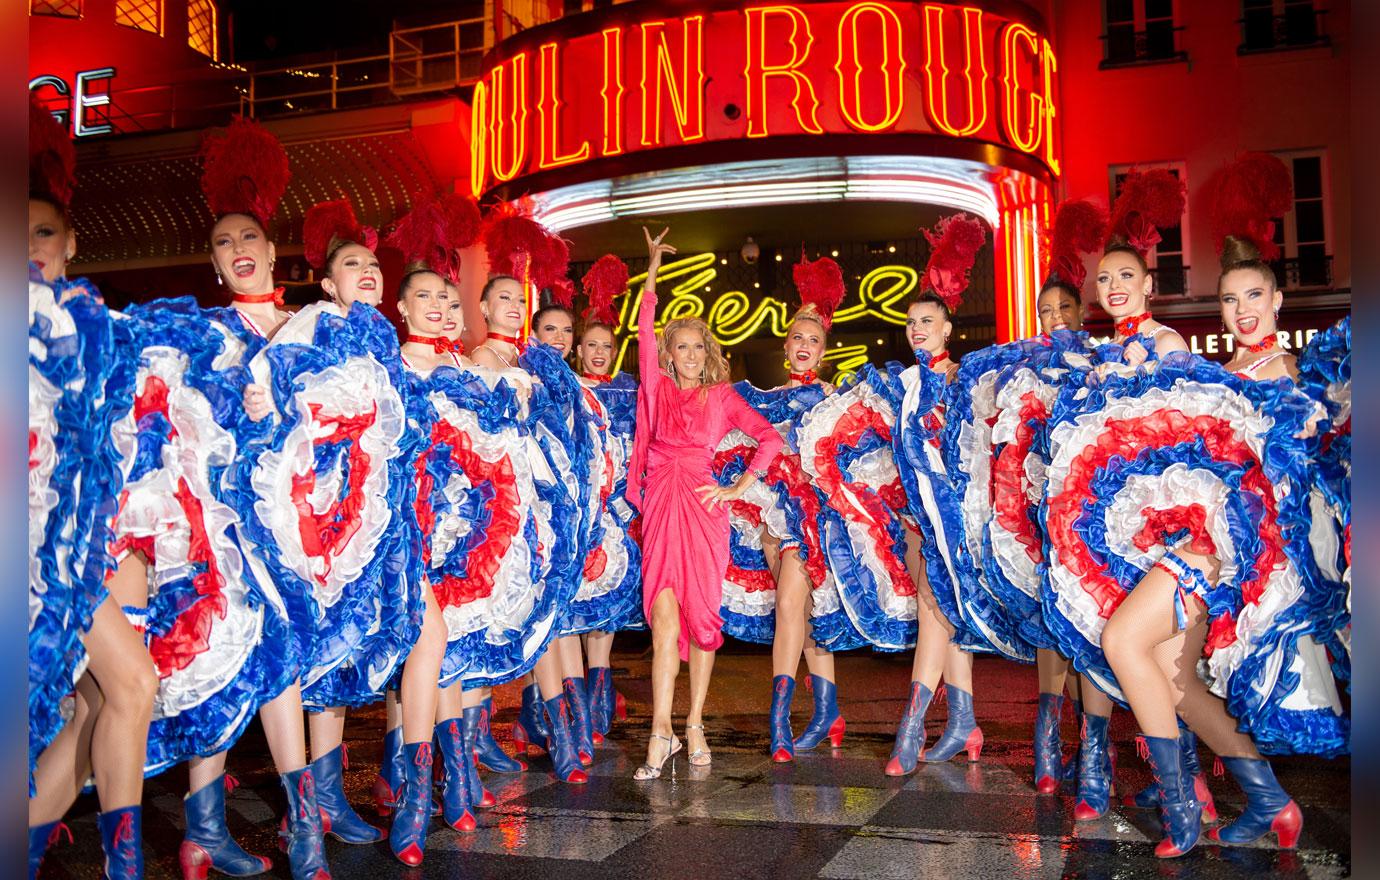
(643, 226, 677, 273)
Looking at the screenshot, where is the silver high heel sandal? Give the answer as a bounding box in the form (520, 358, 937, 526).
(685, 724, 712, 767)
(633, 733, 681, 780)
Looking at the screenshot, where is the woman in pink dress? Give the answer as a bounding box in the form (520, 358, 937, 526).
(626, 228, 783, 779)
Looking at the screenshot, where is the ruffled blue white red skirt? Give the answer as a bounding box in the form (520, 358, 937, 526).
(590, 373, 644, 632)
(796, 364, 914, 652)
(1041, 357, 1348, 756)
(234, 302, 418, 710)
(28, 279, 121, 786)
(984, 331, 1097, 652)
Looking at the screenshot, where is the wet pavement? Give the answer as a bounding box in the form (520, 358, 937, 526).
(38, 641, 1351, 879)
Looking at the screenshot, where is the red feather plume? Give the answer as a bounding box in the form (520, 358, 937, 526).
(199, 116, 290, 228)
(1046, 198, 1108, 291)
(1107, 168, 1185, 256)
(582, 254, 630, 326)
(481, 200, 569, 290)
(1203, 152, 1293, 263)
(549, 277, 576, 310)
(303, 198, 377, 270)
(386, 190, 481, 282)
(792, 252, 846, 330)
(29, 93, 76, 210)
(921, 213, 987, 311)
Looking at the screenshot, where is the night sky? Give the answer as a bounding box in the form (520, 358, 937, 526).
(224, 0, 486, 61)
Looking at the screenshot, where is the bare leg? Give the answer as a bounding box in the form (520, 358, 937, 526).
(906, 534, 953, 691)
(29, 676, 102, 825)
(436, 684, 463, 723)
(1080, 676, 1114, 716)
(771, 548, 810, 679)
(802, 635, 835, 680)
(462, 688, 484, 710)
(1037, 649, 1070, 696)
(83, 594, 158, 811)
(585, 631, 615, 668)
(1155, 622, 1261, 759)
(1066, 671, 1083, 704)
(555, 635, 585, 682)
(400, 584, 446, 744)
(308, 706, 346, 761)
(532, 651, 564, 701)
(1102, 567, 1191, 740)
(643, 589, 682, 768)
(686, 643, 716, 758)
(942, 644, 973, 692)
(385, 689, 402, 734)
(258, 684, 307, 773)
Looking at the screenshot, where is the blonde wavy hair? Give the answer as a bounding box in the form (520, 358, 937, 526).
(659, 317, 729, 389)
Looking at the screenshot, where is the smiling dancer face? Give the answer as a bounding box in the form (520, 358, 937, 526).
(442, 283, 465, 342)
(398, 270, 450, 336)
(1037, 285, 1084, 334)
(785, 316, 826, 376)
(29, 197, 75, 284)
(905, 297, 951, 358)
(1095, 247, 1153, 322)
(211, 212, 277, 296)
(1220, 264, 1282, 349)
(578, 324, 616, 377)
(321, 242, 382, 308)
(481, 276, 526, 337)
(534, 306, 575, 356)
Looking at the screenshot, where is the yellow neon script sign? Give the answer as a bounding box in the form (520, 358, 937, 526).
(608, 253, 918, 372)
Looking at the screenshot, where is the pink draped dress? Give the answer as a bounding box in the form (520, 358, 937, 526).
(626, 288, 782, 660)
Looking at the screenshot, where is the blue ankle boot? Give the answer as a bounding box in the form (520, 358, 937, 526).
(371, 726, 405, 818)
(435, 719, 477, 832)
(474, 697, 526, 772)
(1073, 714, 1114, 820)
(1143, 734, 1201, 858)
(544, 695, 589, 784)
(1033, 693, 1065, 794)
(513, 683, 550, 755)
(279, 767, 330, 880)
(1207, 757, 1302, 848)
(924, 685, 983, 763)
(461, 706, 496, 807)
(563, 677, 596, 766)
(794, 675, 845, 751)
(388, 742, 434, 866)
(769, 675, 796, 762)
(29, 820, 69, 880)
(1124, 725, 1217, 821)
(99, 805, 143, 880)
(885, 682, 933, 776)
(180, 775, 272, 878)
(311, 746, 382, 844)
(587, 667, 612, 738)
(1061, 698, 1082, 784)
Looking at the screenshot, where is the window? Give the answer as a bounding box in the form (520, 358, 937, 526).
(1101, 0, 1186, 68)
(30, 0, 81, 17)
(1110, 162, 1189, 297)
(188, 0, 218, 60)
(1240, 0, 1328, 53)
(1269, 151, 1332, 289)
(115, 0, 161, 35)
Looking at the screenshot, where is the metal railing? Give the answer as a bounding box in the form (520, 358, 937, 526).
(1100, 22, 1188, 68)
(1271, 254, 1334, 290)
(390, 16, 488, 95)
(1239, 7, 1330, 54)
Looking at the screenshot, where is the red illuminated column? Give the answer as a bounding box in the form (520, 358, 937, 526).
(993, 173, 1051, 342)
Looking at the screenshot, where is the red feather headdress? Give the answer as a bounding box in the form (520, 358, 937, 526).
(29, 93, 76, 211)
(1107, 168, 1185, 257)
(921, 213, 987, 311)
(481, 200, 569, 290)
(303, 198, 378, 270)
(1045, 199, 1108, 292)
(792, 251, 846, 331)
(199, 116, 290, 228)
(1203, 152, 1293, 263)
(385, 190, 481, 282)
(582, 254, 630, 326)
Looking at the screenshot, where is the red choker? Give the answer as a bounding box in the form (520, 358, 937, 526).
(407, 334, 463, 354)
(582, 372, 611, 383)
(486, 331, 525, 352)
(1115, 311, 1152, 337)
(789, 369, 817, 384)
(1245, 335, 1279, 354)
(924, 350, 950, 369)
(233, 287, 285, 306)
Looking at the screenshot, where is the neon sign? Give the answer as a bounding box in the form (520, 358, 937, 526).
(30, 68, 117, 137)
(472, 2, 1059, 195)
(603, 252, 923, 373)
